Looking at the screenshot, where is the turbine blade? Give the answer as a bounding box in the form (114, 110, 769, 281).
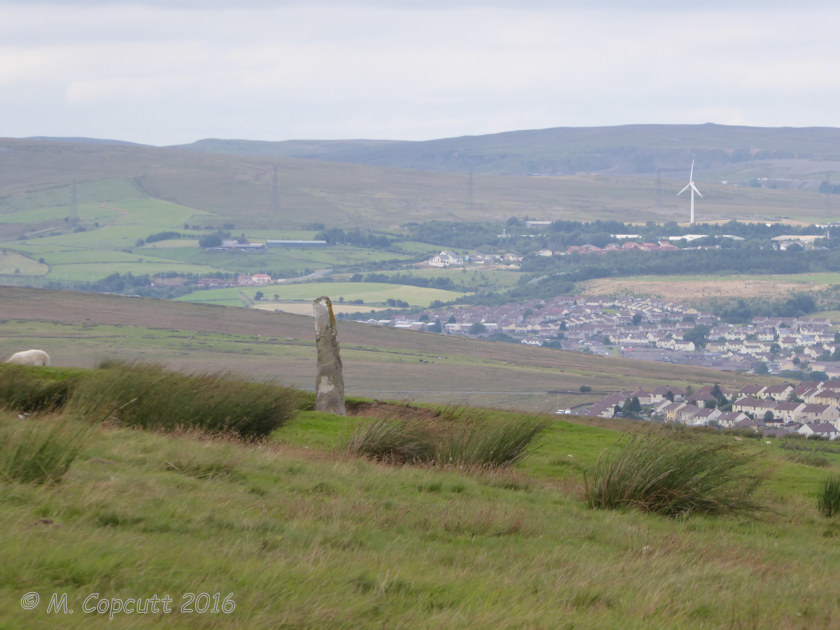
(678, 183, 691, 196)
(690, 159, 695, 181)
(691, 183, 703, 197)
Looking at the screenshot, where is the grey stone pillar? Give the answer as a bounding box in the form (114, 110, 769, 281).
(312, 296, 346, 415)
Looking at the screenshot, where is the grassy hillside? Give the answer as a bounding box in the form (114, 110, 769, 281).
(2, 134, 836, 237)
(2, 130, 838, 287)
(176, 123, 840, 177)
(175, 282, 466, 311)
(0, 287, 778, 413)
(2, 376, 840, 627)
(579, 272, 840, 305)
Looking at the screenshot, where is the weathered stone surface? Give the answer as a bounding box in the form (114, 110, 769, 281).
(313, 296, 346, 415)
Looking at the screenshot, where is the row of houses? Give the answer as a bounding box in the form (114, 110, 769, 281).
(564, 241, 682, 255)
(197, 273, 273, 288)
(395, 295, 838, 378)
(587, 380, 840, 438)
(426, 251, 522, 268)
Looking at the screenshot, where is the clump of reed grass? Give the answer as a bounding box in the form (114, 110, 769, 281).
(345, 414, 547, 468)
(437, 417, 548, 467)
(817, 473, 840, 517)
(0, 416, 92, 485)
(583, 433, 768, 518)
(0, 364, 76, 414)
(345, 418, 437, 464)
(68, 361, 299, 440)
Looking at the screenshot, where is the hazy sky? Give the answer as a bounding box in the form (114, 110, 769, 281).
(2, 0, 838, 145)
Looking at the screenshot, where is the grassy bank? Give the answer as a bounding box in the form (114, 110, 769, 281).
(2, 371, 840, 627)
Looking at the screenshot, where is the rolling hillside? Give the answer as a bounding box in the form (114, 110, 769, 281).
(174, 123, 840, 179)
(3, 124, 839, 236)
(0, 286, 777, 413)
(2, 125, 839, 297)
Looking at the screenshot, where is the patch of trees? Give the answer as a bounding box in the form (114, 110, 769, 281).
(53, 272, 235, 300)
(778, 369, 829, 382)
(621, 396, 642, 417)
(315, 228, 392, 249)
(468, 322, 488, 335)
(542, 334, 565, 349)
(709, 293, 818, 323)
(198, 231, 231, 248)
(521, 247, 840, 281)
(683, 324, 711, 348)
(405, 221, 502, 249)
(819, 181, 840, 194)
(145, 231, 182, 244)
(818, 348, 840, 362)
(86, 272, 151, 294)
(399, 218, 829, 257)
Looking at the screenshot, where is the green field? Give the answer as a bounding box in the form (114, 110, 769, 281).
(580, 271, 840, 308)
(0, 177, 143, 215)
(157, 245, 415, 276)
(0, 251, 48, 275)
(2, 369, 840, 627)
(0, 198, 218, 282)
(176, 282, 468, 309)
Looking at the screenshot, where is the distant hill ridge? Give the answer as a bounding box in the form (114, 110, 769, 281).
(169, 123, 840, 176)
(3, 124, 840, 229)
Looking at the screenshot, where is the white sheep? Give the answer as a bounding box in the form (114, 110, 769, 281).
(5, 349, 51, 366)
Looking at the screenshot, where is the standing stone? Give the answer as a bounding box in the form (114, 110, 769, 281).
(312, 296, 346, 415)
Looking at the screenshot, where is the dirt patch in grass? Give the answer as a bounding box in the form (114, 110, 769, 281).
(346, 400, 443, 422)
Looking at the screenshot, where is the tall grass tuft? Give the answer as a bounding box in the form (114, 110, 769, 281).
(817, 473, 840, 517)
(583, 433, 768, 518)
(345, 418, 437, 464)
(68, 361, 300, 440)
(0, 416, 92, 485)
(437, 417, 548, 467)
(345, 414, 547, 468)
(0, 364, 76, 414)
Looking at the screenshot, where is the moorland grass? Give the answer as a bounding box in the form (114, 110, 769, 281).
(345, 417, 437, 464)
(784, 450, 832, 468)
(0, 415, 93, 485)
(68, 361, 301, 440)
(0, 363, 77, 414)
(436, 415, 549, 467)
(583, 432, 769, 518)
(345, 411, 548, 468)
(817, 472, 840, 517)
(4, 409, 840, 628)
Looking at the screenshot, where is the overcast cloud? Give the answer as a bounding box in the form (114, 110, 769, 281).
(1, 1, 838, 145)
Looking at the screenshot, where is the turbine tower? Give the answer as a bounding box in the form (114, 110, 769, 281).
(678, 159, 703, 225)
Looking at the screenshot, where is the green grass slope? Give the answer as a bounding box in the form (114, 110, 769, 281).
(1, 394, 840, 628)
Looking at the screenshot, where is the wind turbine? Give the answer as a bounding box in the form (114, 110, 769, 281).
(678, 159, 703, 225)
